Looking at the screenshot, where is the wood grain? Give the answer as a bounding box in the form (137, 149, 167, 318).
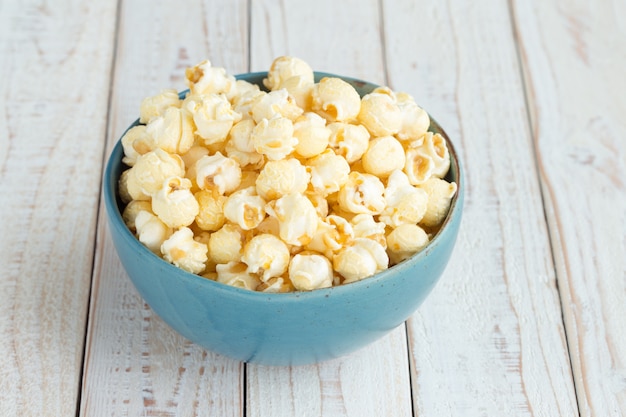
(512, 0, 626, 415)
(0, 0, 117, 415)
(382, 0, 579, 415)
(79, 0, 248, 416)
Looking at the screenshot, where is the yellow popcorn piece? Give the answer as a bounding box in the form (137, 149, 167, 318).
(225, 119, 264, 167)
(161, 227, 208, 274)
(194, 190, 227, 231)
(121, 125, 150, 166)
(255, 158, 309, 200)
(251, 88, 303, 123)
(277, 75, 314, 111)
(350, 213, 387, 249)
(419, 132, 451, 178)
(241, 234, 290, 282)
(395, 92, 430, 141)
(185, 59, 236, 96)
(326, 122, 370, 164)
(118, 168, 149, 203)
(357, 92, 402, 137)
(263, 56, 314, 91)
(184, 94, 241, 146)
(361, 136, 405, 178)
(195, 152, 242, 195)
(404, 147, 435, 185)
(289, 252, 333, 291)
(293, 112, 331, 158)
(223, 186, 267, 230)
(208, 224, 244, 264)
(259, 277, 294, 293)
(144, 107, 195, 155)
(386, 223, 429, 265)
(231, 88, 265, 121)
(151, 176, 200, 228)
(266, 193, 318, 246)
(305, 214, 354, 258)
(250, 117, 298, 161)
(139, 89, 182, 124)
(131, 148, 185, 197)
(305, 190, 329, 218)
(307, 149, 350, 197)
(380, 170, 428, 228)
(122, 200, 153, 232)
(216, 262, 261, 291)
(333, 238, 389, 284)
(226, 79, 261, 102)
(418, 177, 458, 228)
(311, 77, 361, 122)
(337, 171, 386, 215)
(135, 210, 173, 254)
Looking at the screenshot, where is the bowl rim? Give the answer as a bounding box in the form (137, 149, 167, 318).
(104, 71, 464, 303)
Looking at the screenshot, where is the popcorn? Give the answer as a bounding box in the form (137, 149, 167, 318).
(419, 132, 450, 178)
(251, 88, 303, 123)
(351, 213, 386, 248)
(250, 117, 298, 161)
(160, 227, 208, 274)
(223, 186, 266, 230)
(139, 89, 182, 124)
(395, 92, 430, 141)
(144, 107, 195, 155)
(289, 252, 333, 291)
(184, 94, 241, 145)
(241, 234, 290, 281)
(135, 210, 173, 254)
(333, 238, 388, 284)
(216, 262, 261, 291)
(185, 60, 236, 96)
(293, 112, 331, 158)
(418, 177, 458, 227)
(119, 57, 458, 291)
(327, 122, 370, 164)
(122, 200, 153, 232)
(120, 125, 150, 166)
(208, 224, 244, 264)
(361, 136, 405, 178)
(263, 56, 314, 91)
(379, 170, 428, 228)
(266, 193, 318, 246)
(404, 147, 435, 185)
(224, 119, 264, 167)
(337, 171, 386, 215)
(130, 148, 185, 196)
(151, 176, 200, 228)
(386, 223, 429, 265)
(311, 77, 361, 122)
(307, 149, 350, 196)
(357, 92, 402, 137)
(195, 152, 242, 194)
(255, 158, 309, 200)
(277, 76, 314, 111)
(194, 190, 226, 231)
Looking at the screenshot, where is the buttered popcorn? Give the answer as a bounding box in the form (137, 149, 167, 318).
(119, 56, 457, 291)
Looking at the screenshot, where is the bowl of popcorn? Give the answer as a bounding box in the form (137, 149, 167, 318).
(104, 56, 464, 365)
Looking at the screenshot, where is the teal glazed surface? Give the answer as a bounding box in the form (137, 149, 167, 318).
(104, 72, 465, 366)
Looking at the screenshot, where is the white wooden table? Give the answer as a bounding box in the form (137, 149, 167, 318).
(1, 0, 625, 415)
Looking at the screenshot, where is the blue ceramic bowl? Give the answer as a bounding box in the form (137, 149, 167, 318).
(104, 72, 464, 366)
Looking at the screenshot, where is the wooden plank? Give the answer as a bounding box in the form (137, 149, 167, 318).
(247, 0, 413, 416)
(512, 0, 626, 415)
(0, 0, 118, 415)
(79, 0, 248, 416)
(382, 0, 580, 415)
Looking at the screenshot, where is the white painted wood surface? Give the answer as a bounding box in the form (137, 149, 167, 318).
(512, 0, 626, 415)
(1, 0, 624, 415)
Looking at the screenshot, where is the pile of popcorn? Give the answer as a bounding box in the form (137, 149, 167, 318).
(118, 56, 457, 292)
